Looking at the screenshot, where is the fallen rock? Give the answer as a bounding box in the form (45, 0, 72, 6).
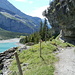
(19, 45, 27, 52)
(0, 64, 4, 70)
(22, 63, 29, 66)
(0, 47, 18, 70)
(26, 42, 34, 46)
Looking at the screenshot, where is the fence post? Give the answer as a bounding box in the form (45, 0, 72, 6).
(14, 51, 23, 75)
(40, 40, 42, 57)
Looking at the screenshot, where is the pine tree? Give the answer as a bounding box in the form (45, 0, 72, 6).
(25, 36, 28, 43)
(20, 18, 52, 44)
(42, 18, 48, 41)
(39, 20, 43, 40)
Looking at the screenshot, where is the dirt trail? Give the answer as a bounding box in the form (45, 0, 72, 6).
(54, 47, 75, 75)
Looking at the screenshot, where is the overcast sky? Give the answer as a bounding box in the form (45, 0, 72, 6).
(7, 0, 53, 18)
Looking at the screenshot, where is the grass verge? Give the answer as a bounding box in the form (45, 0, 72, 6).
(9, 41, 57, 75)
(9, 38, 74, 75)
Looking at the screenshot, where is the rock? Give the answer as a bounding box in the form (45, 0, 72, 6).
(0, 72, 3, 75)
(0, 73, 3, 75)
(26, 42, 34, 46)
(0, 57, 4, 63)
(0, 47, 17, 70)
(43, 0, 75, 42)
(2, 59, 13, 75)
(4, 47, 18, 54)
(22, 63, 29, 66)
(0, 53, 5, 57)
(0, 64, 4, 70)
(19, 45, 27, 52)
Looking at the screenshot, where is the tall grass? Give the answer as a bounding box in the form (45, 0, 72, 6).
(9, 38, 74, 75)
(10, 41, 57, 75)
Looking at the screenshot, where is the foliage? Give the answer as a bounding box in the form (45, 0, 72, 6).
(51, 37, 75, 48)
(25, 65, 54, 75)
(9, 41, 58, 75)
(19, 32, 40, 44)
(0, 70, 2, 74)
(9, 35, 75, 75)
(19, 18, 52, 44)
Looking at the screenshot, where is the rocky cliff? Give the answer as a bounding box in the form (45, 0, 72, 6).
(0, 0, 41, 34)
(43, 0, 75, 42)
(0, 47, 17, 70)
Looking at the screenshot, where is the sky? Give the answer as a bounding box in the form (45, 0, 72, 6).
(7, 0, 52, 18)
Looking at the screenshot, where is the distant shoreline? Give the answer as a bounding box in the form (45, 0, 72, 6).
(0, 38, 20, 43)
(0, 38, 25, 47)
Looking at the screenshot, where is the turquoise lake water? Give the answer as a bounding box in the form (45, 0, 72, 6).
(0, 42, 17, 53)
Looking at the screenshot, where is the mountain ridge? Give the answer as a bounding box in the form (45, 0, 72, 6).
(0, 0, 41, 33)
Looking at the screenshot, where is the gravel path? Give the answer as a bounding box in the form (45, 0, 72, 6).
(54, 47, 75, 75)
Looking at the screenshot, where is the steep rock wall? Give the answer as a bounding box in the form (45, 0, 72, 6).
(43, 0, 75, 42)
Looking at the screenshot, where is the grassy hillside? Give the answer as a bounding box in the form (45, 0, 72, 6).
(0, 28, 28, 40)
(9, 38, 74, 75)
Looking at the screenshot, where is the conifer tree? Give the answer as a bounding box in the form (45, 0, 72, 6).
(20, 18, 52, 44)
(42, 18, 48, 41)
(25, 36, 28, 43)
(39, 20, 43, 40)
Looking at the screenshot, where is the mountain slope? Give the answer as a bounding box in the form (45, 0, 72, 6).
(0, 28, 27, 40)
(0, 0, 41, 34)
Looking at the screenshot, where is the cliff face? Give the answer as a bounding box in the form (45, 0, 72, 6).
(0, 0, 41, 34)
(0, 10, 33, 33)
(43, 0, 75, 42)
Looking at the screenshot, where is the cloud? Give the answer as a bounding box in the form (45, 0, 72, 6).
(29, 1, 33, 4)
(27, 5, 49, 18)
(15, 0, 33, 4)
(15, 0, 27, 2)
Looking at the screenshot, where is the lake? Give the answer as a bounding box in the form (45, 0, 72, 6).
(0, 42, 17, 53)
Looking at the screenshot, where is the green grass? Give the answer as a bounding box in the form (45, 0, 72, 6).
(51, 37, 74, 48)
(9, 41, 57, 75)
(25, 65, 54, 75)
(9, 37, 74, 75)
(0, 70, 2, 74)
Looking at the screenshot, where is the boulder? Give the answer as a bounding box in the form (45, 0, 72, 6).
(26, 42, 34, 46)
(0, 64, 4, 70)
(0, 47, 17, 70)
(19, 45, 27, 52)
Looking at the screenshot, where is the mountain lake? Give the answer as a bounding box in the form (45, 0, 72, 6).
(0, 42, 17, 53)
